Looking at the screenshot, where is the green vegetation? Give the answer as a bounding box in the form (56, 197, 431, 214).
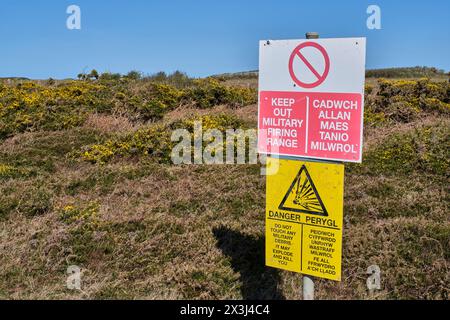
(0, 76, 256, 139)
(361, 123, 449, 176)
(0, 72, 448, 300)
(366, 66, 448, 79)
(364, 78, 449, 126)
(77, 113, 246, 164)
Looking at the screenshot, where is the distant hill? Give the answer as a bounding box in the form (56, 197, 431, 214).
(212, 66, 449, 80)
(0, 77, 30, 81)
(365, 66, 448, 78)
(212, 70, 259, 80)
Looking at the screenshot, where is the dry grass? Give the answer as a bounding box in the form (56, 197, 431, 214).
(164, 103, 257, 126)
(83, 113, 137, 134)
(224, 78, 258, 90)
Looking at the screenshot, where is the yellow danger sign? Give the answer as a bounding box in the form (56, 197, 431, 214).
(265, 157, 344, 281)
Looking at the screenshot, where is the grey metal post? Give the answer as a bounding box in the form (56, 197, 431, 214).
(303, 276, 315, 300)
(305, 32, 319, 39)
(302, 31, 319, 301)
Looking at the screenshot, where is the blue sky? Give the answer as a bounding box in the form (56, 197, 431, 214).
(1, 0, 449, 79)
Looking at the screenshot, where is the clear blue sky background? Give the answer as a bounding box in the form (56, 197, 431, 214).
(1, 0, 449, 79)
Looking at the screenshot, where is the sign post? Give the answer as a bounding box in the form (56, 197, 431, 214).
(265, 158, 345, 278)
(303, 275, 314, 300)
(259, 32, 366, 300)
(303, 32, 319, 301)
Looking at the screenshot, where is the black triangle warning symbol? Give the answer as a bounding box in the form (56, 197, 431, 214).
(278, 165, 328, 216)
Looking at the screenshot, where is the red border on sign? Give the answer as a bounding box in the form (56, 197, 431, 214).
(288, 42, 330, 89)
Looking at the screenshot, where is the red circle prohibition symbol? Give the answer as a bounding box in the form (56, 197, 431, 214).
(288, 42, 330, 89)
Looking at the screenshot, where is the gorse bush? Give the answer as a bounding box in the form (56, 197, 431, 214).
(184, 79, 256, 109)
(2, 76, 446, 140)
(0, 81, 108, 138)
(139, 83, 184, 121)
(172, 113, 247, 132)
(364, 78, 450, 126)
(78, 114, 247, 164)
(79, 124, 174, 164)
(0, 76, 257, 139)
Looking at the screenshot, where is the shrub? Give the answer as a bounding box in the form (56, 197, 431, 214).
(99, 72, 122, 81)
(364, 79, 450, 127)
(359, 123, 449, 175)
(184, 79, 256, 109)
(364, 84, 374, 95)
(0, 81, 109, 138)
(140, 99, 167, 121)
(173, 113, 246, 132)
(78, 114, 247, 164)
(144, 70, 193, 88)
(138, 83, 183, 121)
(125, 71, 142, 81)
(0, 75, 258, 139)
(89, 69, 99, 80)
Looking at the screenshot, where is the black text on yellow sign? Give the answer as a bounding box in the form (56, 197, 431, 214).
(265, 157, 344, 281)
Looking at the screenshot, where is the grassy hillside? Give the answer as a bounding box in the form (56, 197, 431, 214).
(0, 74, 448, 299)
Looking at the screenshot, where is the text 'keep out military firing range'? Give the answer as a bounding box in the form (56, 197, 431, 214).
(258, 37, 366, 282)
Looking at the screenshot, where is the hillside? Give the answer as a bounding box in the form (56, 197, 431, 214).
(0, 73, 448, 299)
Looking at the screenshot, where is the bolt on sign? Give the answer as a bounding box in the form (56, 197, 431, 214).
(265, 157, 344, 281)
(258, 38, 366, 163)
